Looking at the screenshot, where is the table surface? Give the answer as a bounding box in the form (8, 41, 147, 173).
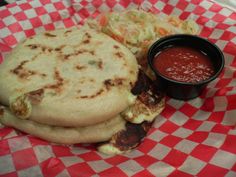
(1, 0, 236, 10)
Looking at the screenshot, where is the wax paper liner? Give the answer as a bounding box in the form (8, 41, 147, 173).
(0, 0, 236, 176)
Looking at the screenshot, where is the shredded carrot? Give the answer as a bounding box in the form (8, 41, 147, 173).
(140, 21, 145, 27)
(111, 34, 124, 43)
(158, 27, 169, 36)
(99, 15, 108, 26)
(142, 40, 150, 46)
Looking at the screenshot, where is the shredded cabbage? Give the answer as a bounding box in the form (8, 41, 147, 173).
(86, 9, 199, 78)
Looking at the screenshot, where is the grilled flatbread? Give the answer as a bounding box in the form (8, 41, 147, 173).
(0, 71, 164, 152)
(0, 27, 138, 127)
(0, 106, 126, 144)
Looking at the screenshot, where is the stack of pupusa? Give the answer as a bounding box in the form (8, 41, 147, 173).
(0, 26, 164, 154)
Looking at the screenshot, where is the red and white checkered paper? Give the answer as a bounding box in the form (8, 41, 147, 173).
(0, 0, 236, 176)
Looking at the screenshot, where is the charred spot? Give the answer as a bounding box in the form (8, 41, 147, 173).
(104, 79, 113, 90)
(113, 45, 120, 49)
(115, 51, 124, 58)
(44, 69, 64, 93)
(19, 70, 36, 79)
(90, 51, 95, 55)
(77, 89, 104, 99)
(89, 78, 95, 82)
(54, 70, 63, 82)
(85, 32, 91, 38)
(82, 39, 90, 44)
(62, 49, 94, 60)
(11, 60, 28, 74)
(27, 44, 53, 53)
(41, 73, 47, 77)
(77, 50, 84, 55)
(70, 49, 95, 58)
(104, 78, 124, 90)
(64, 54, 71, 60)
(76, 65, 86, 70)
(94, 89, 104, 97)
(31, 52, 42, 61)
(42, 47, 46, 52)
(113, 78, 124, 86)
(48, 48, 53, 52)
(44, 32, 57, 37)
(80, 95, 88, 99)
(54, 45, 65, 52)
(10, 60, 36, 79)
(41, 46, 52, 52)
(10, 60, 46, 80)
(64, 30, 72, 34)
(111, 121, 152, 151)
(98, 60, 103, 69)
(55, 48, 61, 51)
(27, 44, 38, 49)
(129, 70, 135, 74)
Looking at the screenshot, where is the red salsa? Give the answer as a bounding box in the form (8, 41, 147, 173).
(153, 46, 215, 83)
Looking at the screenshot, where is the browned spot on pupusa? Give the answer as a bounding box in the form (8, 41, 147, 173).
(78, 89, 104, 99)
(115, 51, 124, 58)
(27, 89, 44, 105)
(81, 32, 92, 44)
(54, 45, 66, 52)
(27, 44, 38, 49)
(98, 60, 103, 69)
(10, 60, 36, 79)
(64, 30, 72, 36)
(85, 32, 91, 39)
(89, 78, 95, 82)
(31, 52, 42, 61)
(62, 49, 95, 61)
(129, 70, 135, 75)
(103, 78, 125, 90)
(90, 51, 95, 55)
(44, 32, 57, 37)
(82, 39, 90, 44)
(113, 45, 120, 49)
(10, 60, 47, 79)
(76, 64, 87, 70)
(44, 69, 64, 93)
(27, 44, 53, 53)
